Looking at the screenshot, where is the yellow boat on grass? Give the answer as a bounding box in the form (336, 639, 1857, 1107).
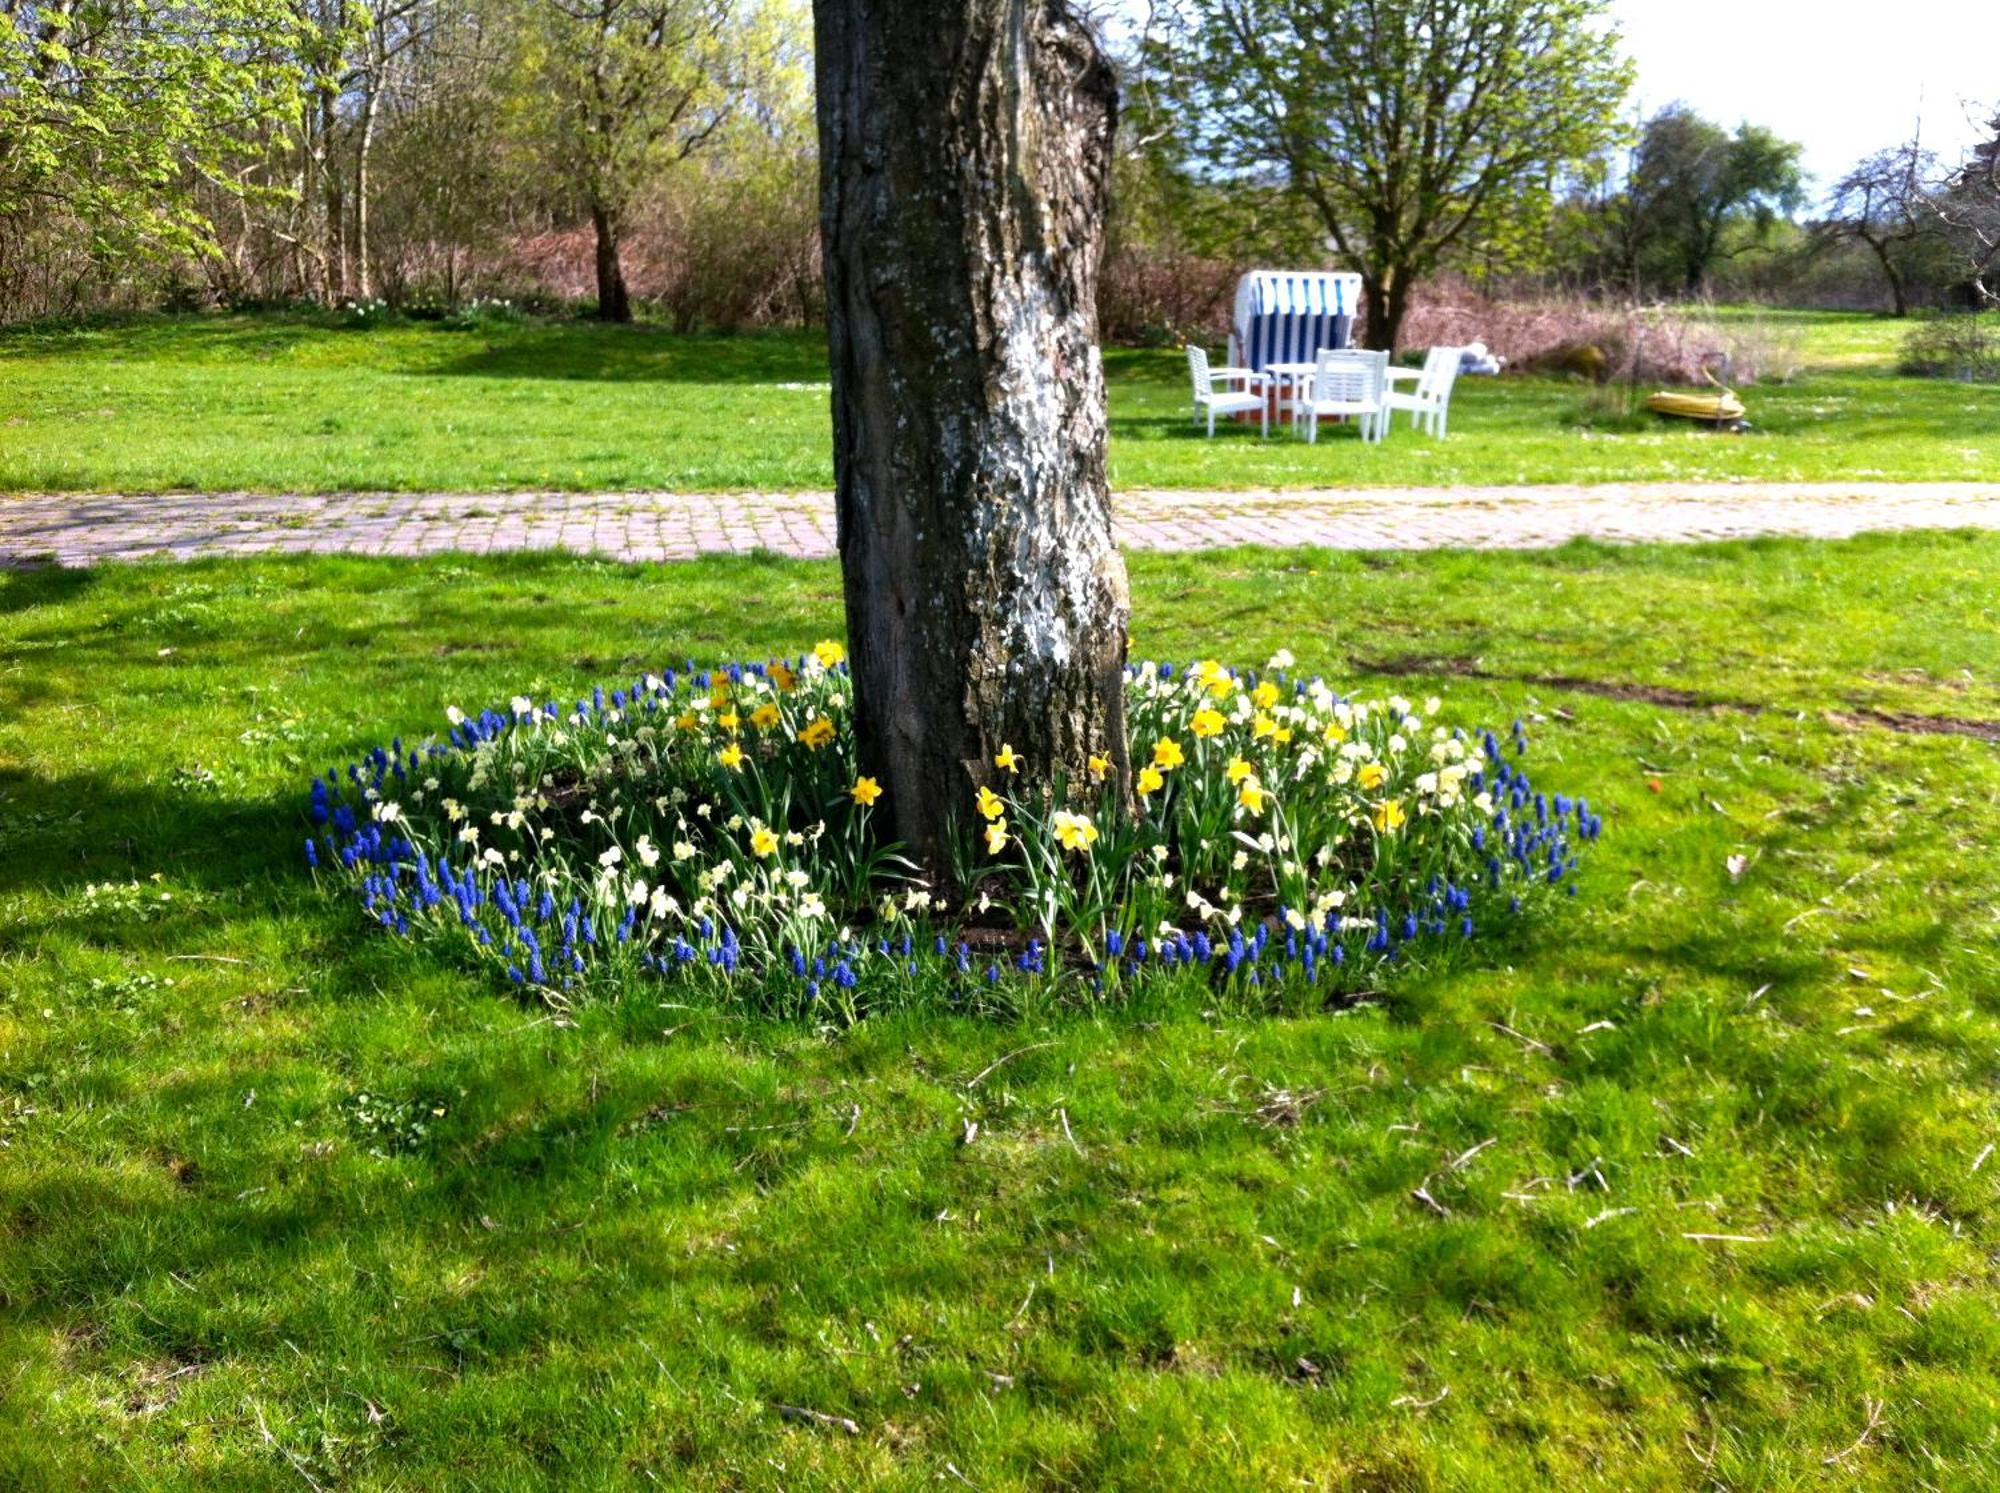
(1646, 387, 1746, 424)
(1647, 353, 1747, 429)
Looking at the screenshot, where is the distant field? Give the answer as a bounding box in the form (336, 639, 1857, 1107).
(1, 308, 1995, 494)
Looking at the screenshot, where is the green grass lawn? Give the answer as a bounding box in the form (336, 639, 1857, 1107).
(5, 537, 1999, 1487)
(2, 309, 1996, 494)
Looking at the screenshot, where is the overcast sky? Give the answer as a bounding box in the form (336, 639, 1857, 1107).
(1606, 0, 1993, 193)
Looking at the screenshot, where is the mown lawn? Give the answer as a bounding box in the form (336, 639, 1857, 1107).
(4, 537, 1998, 1488)
(1, 309, 1996, 494)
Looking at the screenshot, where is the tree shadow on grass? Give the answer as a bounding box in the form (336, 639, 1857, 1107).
(423, 325, 831, 385)
(0, 764, 300, 902)
(0, 565, 96, 613)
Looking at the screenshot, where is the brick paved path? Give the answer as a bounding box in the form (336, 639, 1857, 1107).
(5, 483, 2000, 568)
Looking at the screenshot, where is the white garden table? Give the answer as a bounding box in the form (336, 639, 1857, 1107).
(1262, 360, 1320, 426)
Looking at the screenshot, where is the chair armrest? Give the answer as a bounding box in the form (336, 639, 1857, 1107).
(1384, 367, 1423, 385)
(1210, 366, 1265, 386)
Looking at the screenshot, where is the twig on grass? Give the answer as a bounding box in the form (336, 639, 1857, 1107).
(1491, 1022, 1552, 1055)
(1971, 1143, 1993, 1175)
(1411, 1183, 1450, 1218)
(775, 1403, 861, 1436)
(1448, 1138, 1496, 1172)
(1822, 1397, 1886, 1466)
(1058, 1106, 1082, 1156)
(965, 1041, 1055, 1090)
(168, 953, 246, 964)
(1008, 1281, 1038, 1329)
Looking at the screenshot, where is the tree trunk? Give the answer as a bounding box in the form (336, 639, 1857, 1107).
(354, 65, 380, 300)
(1360, 270, 1409, 353)
(1867, 241, 1909, 318)
(320, 84, 346, 301)
(592, 202, 632, 322)
(813, 0, 1131, 877)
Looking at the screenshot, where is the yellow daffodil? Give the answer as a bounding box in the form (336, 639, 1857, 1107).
(800, 716, 836, 749)
(1273, 725, 1293, 745)
(750, 826, 780, 857)
(768, 661, 797, 692)
(976, 785, 1004, 821)
(851, 776, 883, 806)
(1152, 736, 1185, 770)
(749, 703, 780, 729)
(1194, 659, 1236, 697)
(984, 817, 1009, 855)
(1136, 765, 1165, 796)
(1087, 751, 1112, 780)
(1252, 680, 1280, 709)
(1051, 810, 1100, 853)
(718, 743, 745, 771)
(1238, 776, 1269, 814)
(1252, 714, 1277, 740)
(717, 710, 741, 734)
(709, 687, 731, 710)
(1357, 761, 1388, 790)
(1323, 721, 1348, 745)
(1372, 798, 1407, 832)
(674, 710, 699, 732)
(994, 742, 1021, 774)
(1226, 756, 1253, 784)
(1189, 707, 1225, 739)
(813, 639, 846, 667)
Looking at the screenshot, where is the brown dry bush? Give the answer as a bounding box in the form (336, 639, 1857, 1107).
(1396, 281, 1802, 385)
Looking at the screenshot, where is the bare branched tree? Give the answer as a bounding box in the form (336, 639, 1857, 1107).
(1826, 135, 1939, 317)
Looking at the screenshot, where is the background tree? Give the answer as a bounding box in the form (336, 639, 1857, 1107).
(1625, 105, 1804, 295)
(524, 0, 738, 321)
(0, 0, 304, 313)
(813, 0, 1130, 873)
(1824, 137, 1943, 317)
(1149, 0, 1631, 350)
(1932, 108, 2000, 306)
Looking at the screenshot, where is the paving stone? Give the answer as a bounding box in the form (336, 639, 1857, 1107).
(4, 483, 2000, 569)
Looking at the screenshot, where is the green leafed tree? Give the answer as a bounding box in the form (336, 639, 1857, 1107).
(0, 0, 304, 314)
(1149, 0, 1632, 350)
(517, 0, 742, 321)
(1625, 105, 1805, 296)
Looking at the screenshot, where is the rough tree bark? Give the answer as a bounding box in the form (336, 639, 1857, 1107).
(813, 0, 1131, 877)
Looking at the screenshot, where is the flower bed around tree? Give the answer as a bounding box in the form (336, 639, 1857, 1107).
(305, 645, 1600, 1017)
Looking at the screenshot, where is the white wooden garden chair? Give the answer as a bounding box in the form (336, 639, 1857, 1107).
(1298, 348, 1385, 444)
(1186, 345, 1268, 437)
(1380, 345, 1463, 437)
